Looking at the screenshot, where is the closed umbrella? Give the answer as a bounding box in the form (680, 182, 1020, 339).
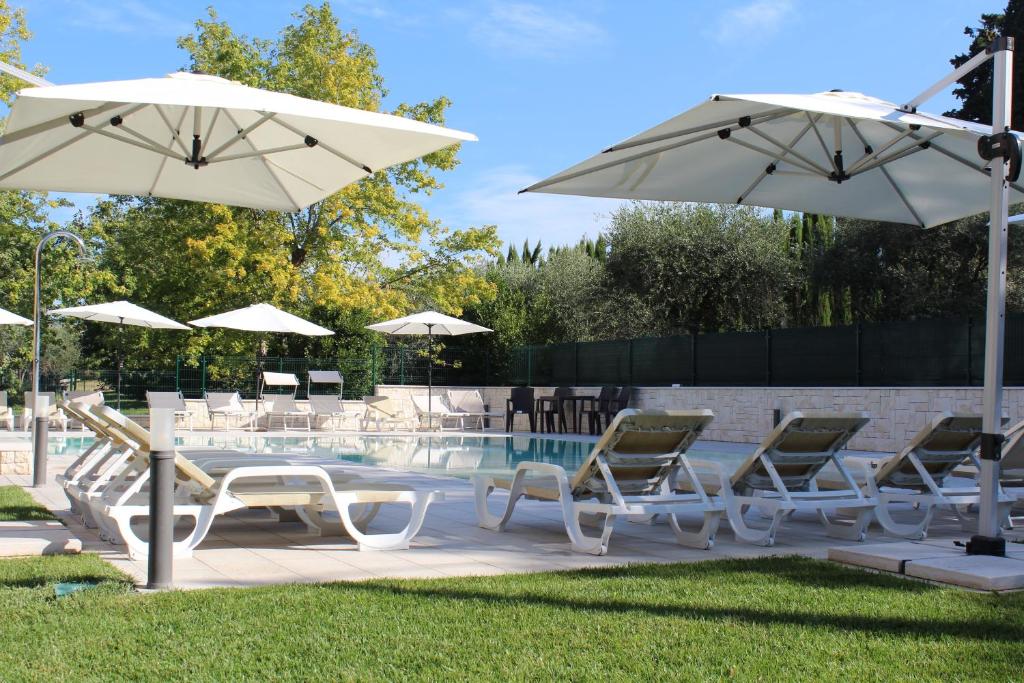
(523, 41, 1018, 554)
(367, 311, 491, 430)
(0, 307, 32, 326)
(49, 300, 190, 409)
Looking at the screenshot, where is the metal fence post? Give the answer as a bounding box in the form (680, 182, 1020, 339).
(200, 355, 207, 396)
(691, 334, 698, 386)
(175, 356, 181, 393)
(765, 329, 772, 386)
(527, 347, 532, 386)
(400, 347, 406, 385)
(627, 339, 633, 387)
(855, 324, 863, 386)
(967, 317, 974, 386)
(573, 342, 579, 386)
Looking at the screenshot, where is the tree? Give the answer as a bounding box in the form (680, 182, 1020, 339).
(945, 1, 1024, 130)
(603, 203, 796, 335)
(86, 3, 499, 366)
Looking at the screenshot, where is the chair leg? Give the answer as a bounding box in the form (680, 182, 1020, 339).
(528, 412, 536, 433)
(667, 508, 724, 549)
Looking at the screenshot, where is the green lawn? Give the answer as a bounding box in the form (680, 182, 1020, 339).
(0, 552, 1019, 682)
(0, 485, 55, 522)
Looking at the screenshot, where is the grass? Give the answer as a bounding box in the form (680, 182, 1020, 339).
(0, 554, 1019, 681)
(0, 485, 56, 522)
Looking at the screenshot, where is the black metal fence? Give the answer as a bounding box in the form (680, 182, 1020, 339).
(509, 316, 1024, 387)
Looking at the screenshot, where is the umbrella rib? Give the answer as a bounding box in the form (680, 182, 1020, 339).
(205, 143, 311, 164)
(221, 109, 303, 212)
(846, 127, 916, 175)
(148, 106, 190, 195)
(804, 113, 839, 173)
(268, 117, 374, 174)
(523, 128, 725, 193)
(725, 136, 829, 177)
(848, 131, 944, 177)
(741, 125, 832, 176)
(604, 108, 792, 153)
(736, 117, 817, 204)
(204, 112, 276, 160)
(845, 119, 924, 227)
(153, 105, 190, 157)
(80, 124, 183, 160)
(0, 102, 124, 145)
(263, 158, 327, 192)
(102, 118, 186, 158)
(199, 107, 221, 158)
(0, 129, 91, 182)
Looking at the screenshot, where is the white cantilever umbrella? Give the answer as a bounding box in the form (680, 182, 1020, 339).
(367, 311, 491, 430)
(189, 303, 333, 336)
(49, 300, 190, 408)
(0, 306, 33, 326)
(524, 45, 1019, 554)
(0, 71, 477, 211)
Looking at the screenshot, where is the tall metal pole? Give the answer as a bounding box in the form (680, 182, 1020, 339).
(32, 230, 86, 487)
(975, 38, 1014, 554)
(427, 324, 433, 432)
(147, 408, 175, 589)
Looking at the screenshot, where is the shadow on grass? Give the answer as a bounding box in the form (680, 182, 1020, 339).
(324, 558, 1022, 642)
(0, 574, 127, 589)
(0, 506, 57, 522)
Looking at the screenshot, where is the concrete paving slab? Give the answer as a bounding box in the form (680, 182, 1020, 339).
(827, 541, 960, 573)
(0, 520, 81, 556)
(906, 555, 1024, 591)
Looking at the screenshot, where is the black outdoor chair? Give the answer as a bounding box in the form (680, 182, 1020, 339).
(537, 386, 572, 433)
(579, 385, 617, 435)
(604, 386, 632, 427)
(505, 386, 536, 432)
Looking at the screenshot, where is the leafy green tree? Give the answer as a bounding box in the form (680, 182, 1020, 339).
(85, 3, 498, 368)
(945, 0, 1024, 129)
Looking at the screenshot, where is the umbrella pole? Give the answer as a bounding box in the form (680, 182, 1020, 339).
(974, 39, 1014, 556)
(427, 325, 433, 432)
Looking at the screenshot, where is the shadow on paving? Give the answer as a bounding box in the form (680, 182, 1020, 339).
(319, 558, 1022, 643)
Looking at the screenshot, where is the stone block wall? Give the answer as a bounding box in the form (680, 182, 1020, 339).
(375, 384, 1024, 453)
(0, 440, 31, 475)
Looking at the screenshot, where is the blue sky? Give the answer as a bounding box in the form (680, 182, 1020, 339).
(15, 0, 998, 249)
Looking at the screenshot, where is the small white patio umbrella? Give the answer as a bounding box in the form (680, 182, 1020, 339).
(0, 71, 477, 211)
(366, 311, 491, 430)
(189, 303, 333, 335)
(523, 41, 1020, 553)
(49, 300, 190, 408)
(190, 303, 334, 402)
(0, 306, 33, 326)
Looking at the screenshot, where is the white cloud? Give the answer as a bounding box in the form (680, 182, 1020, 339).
(62, 0, 192, 37)
(711, 0, 795, 45)
(469, 2, 607, 59)
(436, 164, 626, 249)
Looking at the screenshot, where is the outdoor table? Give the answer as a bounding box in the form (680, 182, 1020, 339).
(557, 394, 597, 434)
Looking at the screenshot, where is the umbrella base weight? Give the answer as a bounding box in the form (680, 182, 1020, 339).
(965, 535, 1006, 557)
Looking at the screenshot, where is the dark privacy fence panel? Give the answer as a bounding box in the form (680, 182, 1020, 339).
(508, 316, 1024, 387)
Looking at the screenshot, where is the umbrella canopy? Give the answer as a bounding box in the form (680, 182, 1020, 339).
(189, 303, 333, 336)
(366, 311, 492, 336)
(0, 306, 32, 326)
(48, 300, 189, 329)
(367, 311, 490, 431)
(0, 71, 477, 211)
(523, 90, 1024, 229)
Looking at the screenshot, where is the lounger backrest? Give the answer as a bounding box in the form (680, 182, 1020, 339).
(0, 390, 7, 410)
(992, 418, 1024, 471)
(309, 394, 342, 414)
(266, 395, 299, 413)
(206, 391, 245, 412)
(95, 405, 217, 492)
(24, 392, 58, 415)
(873, 413, 989, 488)
(447, 389, 486, 413)
(147, 391, 186, 411)
(364, 395, 414, 419)
(411, 395, 432, 414)
(66, 391, 104, 407)
(569, 409, 714, 497)
(63, 401, 108, 436)
(730, 411, 869, 492)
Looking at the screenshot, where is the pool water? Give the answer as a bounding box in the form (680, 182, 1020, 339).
(45, 433, 751, 479)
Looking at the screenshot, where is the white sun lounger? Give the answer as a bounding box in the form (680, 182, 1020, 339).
(473, 409, 725, 555)
(308, 395, 363, 431)
(84, 406, 443, 556)
(146, 391, 194, 431)
(689, 411, 876, 546)
(411, 394, 464, 431)
(24, 391, 68, 431)
(446, 389, 502, 430)
(0, 391, 14, 431)
(362, 396, 418, 431)
(205, 391, 257, 431)
(820, 413, 1014, 539)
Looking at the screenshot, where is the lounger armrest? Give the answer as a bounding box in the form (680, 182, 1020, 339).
(217, 464, 332, 492)
(514, 461, 570, 479)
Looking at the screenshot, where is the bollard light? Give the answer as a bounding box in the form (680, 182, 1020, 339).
(146, 407, 176, 589)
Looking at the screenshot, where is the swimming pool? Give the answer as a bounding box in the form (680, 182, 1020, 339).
(45, 433, 752, 479)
